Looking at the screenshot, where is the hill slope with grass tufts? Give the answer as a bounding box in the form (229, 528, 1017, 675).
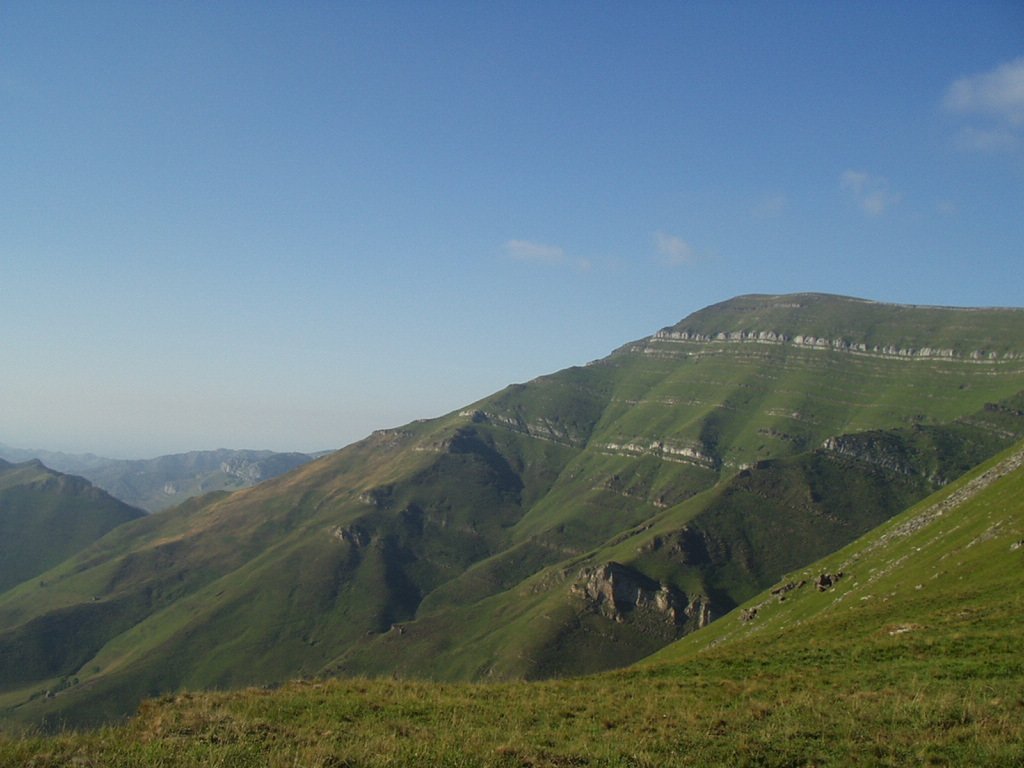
(2, 293, 1024, 730)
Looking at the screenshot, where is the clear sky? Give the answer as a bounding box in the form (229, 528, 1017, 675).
(2, 2, 1022, 458)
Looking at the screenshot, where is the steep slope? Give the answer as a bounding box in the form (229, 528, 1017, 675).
(2, 293, 1024, 728)
(323, 392, 1024, 679)
(0, 447, 316, 512)
(0, 460, 144, 593)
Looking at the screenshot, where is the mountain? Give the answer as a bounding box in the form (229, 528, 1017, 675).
(2, 292, 1024, 728)
(3, 441, 1022, 764)
(0, 447, 318, 512)
(0, 459, 144, 594)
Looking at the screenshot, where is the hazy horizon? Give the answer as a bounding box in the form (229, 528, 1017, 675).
(4, 3, 1022, 458)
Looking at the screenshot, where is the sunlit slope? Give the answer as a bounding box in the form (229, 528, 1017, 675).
(2, 293, 1024, 728)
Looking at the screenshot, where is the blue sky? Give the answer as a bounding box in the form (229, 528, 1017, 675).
(2, 2, 1022, 458)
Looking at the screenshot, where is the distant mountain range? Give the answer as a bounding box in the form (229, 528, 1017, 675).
(2, 292, 1024, 730)
(0, 446, 319, 512)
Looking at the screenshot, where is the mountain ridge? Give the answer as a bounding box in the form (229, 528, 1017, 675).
(0, 447, 318, 512)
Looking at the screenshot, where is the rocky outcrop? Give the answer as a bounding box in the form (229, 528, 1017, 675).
(820, 434, 923, 478)
(358, 485, 393, 508)
(570, 562, 711, 631)
(458, 409, 587, 448)
(772, 579, 806, 598)
(597, 439, 715, 468)
(220, 459, 263, 483)
(369, 428, 414, 450)
(734, 577, 816, 625)
(815, 571, 844, 591)
(330, 525, 369, 547)
(635, 526, 711, 565)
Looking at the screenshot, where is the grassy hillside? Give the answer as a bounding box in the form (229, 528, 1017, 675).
(3, 441, 1023, 765)
(323, 392, 1024, 681)
(0, 459, 144, 593)
(2, 293, 1024, 729)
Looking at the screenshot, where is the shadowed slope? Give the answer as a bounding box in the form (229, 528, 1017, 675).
(0, 460, 144, 593)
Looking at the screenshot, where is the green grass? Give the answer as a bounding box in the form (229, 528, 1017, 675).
(4, 666, 1022, 767)
(4, 632, 1022, 765)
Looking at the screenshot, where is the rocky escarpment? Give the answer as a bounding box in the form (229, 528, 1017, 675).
(645, 329, 1022, 361)
(597, 438, 715, 468)
(570, 562, 711, 634)
(819, 398, 1024, 487)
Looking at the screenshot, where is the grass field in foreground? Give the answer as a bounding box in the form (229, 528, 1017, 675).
(2, 654, 1021, 768)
